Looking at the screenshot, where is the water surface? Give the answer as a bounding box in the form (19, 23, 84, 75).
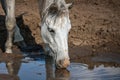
(0, 51, 120, 80)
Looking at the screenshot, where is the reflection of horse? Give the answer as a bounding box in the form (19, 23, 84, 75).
(0, 58, 21, 80)
(45, 56, 70, 80)
(0, 54, 70, 80)
(0, 0, 72, 68)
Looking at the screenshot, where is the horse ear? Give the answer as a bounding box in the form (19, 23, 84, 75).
(49, 3, 58, 14)
(66, 3, 73, 9)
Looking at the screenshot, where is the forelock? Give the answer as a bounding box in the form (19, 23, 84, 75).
(42, 0, 70, 26)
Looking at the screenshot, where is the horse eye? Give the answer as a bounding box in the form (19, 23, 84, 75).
(48, 28, 55, 33)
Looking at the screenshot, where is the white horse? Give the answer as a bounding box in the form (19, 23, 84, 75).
(1, 0, 72, 68)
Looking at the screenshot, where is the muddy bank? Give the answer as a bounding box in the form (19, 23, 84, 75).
(0, 0, 120, 53)
(68, 0, 120, 53)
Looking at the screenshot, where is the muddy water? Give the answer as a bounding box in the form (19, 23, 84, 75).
(0, 50, 120, 80)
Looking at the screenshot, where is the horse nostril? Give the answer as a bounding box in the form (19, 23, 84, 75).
(56, 58, 70, 69)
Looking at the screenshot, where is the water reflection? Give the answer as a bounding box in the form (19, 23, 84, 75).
(0, 52, 120, 80)
(55, 69, 70, 80)
(69, 63, 120, 80)
(0, 58, 21, 80)
(45, 56, 70, 80)
(6, 61, 21, 76)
